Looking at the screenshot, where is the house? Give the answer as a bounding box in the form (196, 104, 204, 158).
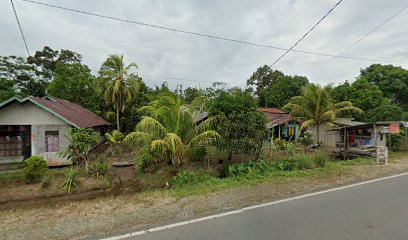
(316, 121, 396, 157)
(0, 96, 110, 168)
(258, 108, 302, 141)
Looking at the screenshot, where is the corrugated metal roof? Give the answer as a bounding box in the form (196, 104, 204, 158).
(0, 96, 110, 128)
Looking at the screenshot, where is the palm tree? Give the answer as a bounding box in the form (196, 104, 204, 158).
(283, 84, 363, 142)
(99, 54, 139, 131)
(124, 93, 219, 165)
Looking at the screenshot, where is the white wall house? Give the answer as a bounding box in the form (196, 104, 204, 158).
(0, 96, 110, 168)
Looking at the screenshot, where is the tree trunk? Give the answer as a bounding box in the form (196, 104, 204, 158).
(316, 124, 320, 144)
(228, 151, 232, 161)
(116, 102, 120, 131)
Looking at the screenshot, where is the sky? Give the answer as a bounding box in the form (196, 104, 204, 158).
(1, 0, 408, 89)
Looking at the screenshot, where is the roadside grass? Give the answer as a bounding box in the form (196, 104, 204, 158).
(170, 160, 355, 198)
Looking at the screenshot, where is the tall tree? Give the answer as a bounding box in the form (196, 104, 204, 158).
(209, 89, 267, 160)
(47, 63, 99, 112)
(283, 84, 363, 142)
(99, 54, 140, 131)
(247, 65, 284, 107)
(266, 75, 309, 108)
(359, 64, 408, 107)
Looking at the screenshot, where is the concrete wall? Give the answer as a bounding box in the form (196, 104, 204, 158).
(31, 124, 72, 166)
(0, 102, 72, 166)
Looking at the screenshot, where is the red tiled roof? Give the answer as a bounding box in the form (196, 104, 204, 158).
(29, 96, 110, 128)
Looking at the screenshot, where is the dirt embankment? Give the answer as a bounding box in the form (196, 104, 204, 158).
(1, 156, 408, 240)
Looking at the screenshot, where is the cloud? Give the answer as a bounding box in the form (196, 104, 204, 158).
(1, 0, 407, 89)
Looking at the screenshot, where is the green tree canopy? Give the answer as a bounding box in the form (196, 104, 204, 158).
(47, 63, 99, 112)
(247, 65, 284, 107)
(209, 89, 267, 160)
(266, 75, 309, 108)
(359, 64, 408, 108)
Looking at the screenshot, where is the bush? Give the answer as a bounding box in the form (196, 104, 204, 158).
(173, 170, 198, 187)
(313, 152, 328, 167)
(105, 145, 122, 157)
(224, 160, 274, 177)
(138, 144, 153, 173)
(291, 154, 315, 170)
(59, 168, 81, 192)
(21, 156, 48, 184)
(271, 158, 295, 171)
(89, 156, 109, 180)
(188, 146, 207, 162)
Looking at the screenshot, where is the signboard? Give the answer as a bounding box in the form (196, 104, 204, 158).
(389, 122, 400, 134)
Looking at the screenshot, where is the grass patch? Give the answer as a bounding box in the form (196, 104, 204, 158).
(170, 158, 357, 198)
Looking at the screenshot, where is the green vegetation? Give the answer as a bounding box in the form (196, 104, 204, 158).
(59, 128, 99, 174)
(89, 156, 110, 180)
(59, 168, 81, 193)
(283, 84, 363, 142)
(209, 89, 267, 160)
(124, 93, 219, 166)
(21, 156, 48, 184)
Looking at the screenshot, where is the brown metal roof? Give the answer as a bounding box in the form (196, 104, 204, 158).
(30, 96, 110, 128)
(0, 96, 110, 128)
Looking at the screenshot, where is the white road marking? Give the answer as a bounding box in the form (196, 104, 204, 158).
(101, 171, 408, 240)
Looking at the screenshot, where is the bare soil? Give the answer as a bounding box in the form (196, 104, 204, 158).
(1, 154, 408, 240)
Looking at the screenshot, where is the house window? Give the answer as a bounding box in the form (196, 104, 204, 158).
(45, 131, 59, 152)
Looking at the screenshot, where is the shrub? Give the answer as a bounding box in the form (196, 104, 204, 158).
(224, 160, 274, 177)
(188, 146, 207, 162)
(138, 144, 153, 173)
(313, 151, 328, 168)
(59, 168, 81, 192)
(89, 156, 109, 180)
(41, 174, 52, 189)
(271, 158, 295, 171)
(173, 170, 198, 187)
(105, 145, 122, 157)
(21, 156, 48, 184)
(291, 154, 315, 170)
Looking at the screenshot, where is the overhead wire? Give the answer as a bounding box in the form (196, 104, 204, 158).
(335, 2, 408, 56)
(20, 0, 407, 65)
(10, 0, 30, 56)
(269, 0, 344, 67)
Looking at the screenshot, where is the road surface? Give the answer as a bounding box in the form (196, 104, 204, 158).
(105, 173, 408, 240)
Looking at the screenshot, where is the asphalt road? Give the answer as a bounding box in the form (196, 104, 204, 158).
(109, 173, 408, 240)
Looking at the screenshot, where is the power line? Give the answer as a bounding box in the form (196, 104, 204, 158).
(269, 0, 343, 67)
(21, 0, 407, 64)
(10, 0, 30, 56)
(335, 2, 408, 56)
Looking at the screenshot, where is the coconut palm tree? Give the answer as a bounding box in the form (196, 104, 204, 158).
(99, 54, 139, 131)
(283, 84, 363, 142)
(124, 93, 219, 165)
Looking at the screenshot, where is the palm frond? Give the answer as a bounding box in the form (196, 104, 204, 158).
(124, 131, 152, 145)
(190, 130, 220, 146)
(136, 116, 168, 139)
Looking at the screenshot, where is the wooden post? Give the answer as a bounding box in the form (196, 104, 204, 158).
(278, 125, 281, 139)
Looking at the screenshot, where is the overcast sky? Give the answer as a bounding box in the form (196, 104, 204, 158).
(1, 0, 407, 89)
